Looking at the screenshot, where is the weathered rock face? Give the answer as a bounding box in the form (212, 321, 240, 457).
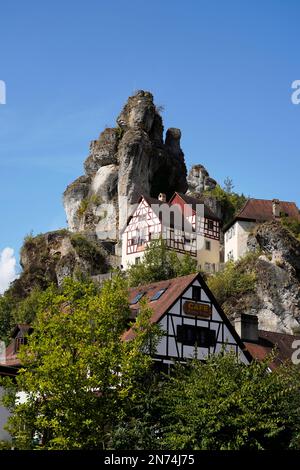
(9, 230, 113, 299)
(187, 164, 217, 194)
(64, 90, 188, 240)
(254, 222, 300, 278)
(224, 221, 300, 334)
(187, 164, 222, 221)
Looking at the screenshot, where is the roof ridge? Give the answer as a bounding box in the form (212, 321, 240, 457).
(259, 329, 300, 338)
(128, 272, 199, 291)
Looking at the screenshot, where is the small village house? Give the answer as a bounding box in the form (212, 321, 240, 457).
(224, 198, 300, 262)
(122, 192, 221, 273)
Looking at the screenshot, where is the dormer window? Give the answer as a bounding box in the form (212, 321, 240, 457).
(130, 292, 145, 305)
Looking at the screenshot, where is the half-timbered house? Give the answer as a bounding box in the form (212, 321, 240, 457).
(121, 192, 221, 272)
(123, 272, 252, 369)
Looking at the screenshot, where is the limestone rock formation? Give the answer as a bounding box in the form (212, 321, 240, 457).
(63, 90, 188, 242)
(224, 221, 300, 334)
(9, 230, 113, 300)
(187, 164, 217, 194)
(254, 222, 300, 278)
(187, 164, 222, 220)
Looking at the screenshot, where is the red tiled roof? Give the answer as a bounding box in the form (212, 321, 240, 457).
(224, 198, 300, 231)
(123, 273, 199, 341)
(3, 340, 21, 367)
(170, 192, 221, 221)
(124, 273, 252, 365)
(244, 329, 300, 370)
(235, 199, 299, 223)
(0, 324, 33, 371)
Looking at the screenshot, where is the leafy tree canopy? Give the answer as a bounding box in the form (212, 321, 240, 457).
(127, 239, 197, 287)
(158, 353, 300, 450)
(1, 275, 160, 450)
(204, 179, 247, 225)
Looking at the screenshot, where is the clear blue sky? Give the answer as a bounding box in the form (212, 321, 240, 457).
(0, 0, 300, 274)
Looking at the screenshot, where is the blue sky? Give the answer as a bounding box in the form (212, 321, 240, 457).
(0, 0, 300, 285)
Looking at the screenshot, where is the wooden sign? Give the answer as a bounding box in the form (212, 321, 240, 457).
(183, 301, 212, 318)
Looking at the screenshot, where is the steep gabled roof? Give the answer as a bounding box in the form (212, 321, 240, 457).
(123, 273, 252, 362)
(126, 195, 194, 232)
(126, 273, 199, 330)
(11, 324, 32, 338)
(224, 198, 300, 231)
(170, 192, 221, 221)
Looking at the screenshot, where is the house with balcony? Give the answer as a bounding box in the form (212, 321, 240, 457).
(121, 192, 221, 272)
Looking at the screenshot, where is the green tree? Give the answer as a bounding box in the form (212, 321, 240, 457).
(127, 239, 197, 287)
(0, 288, 44, 343)
(1, 275, 160, 450)
(159, 353, 300, 450)
(0, 294, 15, 343)
(204, 183, 247, 225)
(223, 177, 234, 194)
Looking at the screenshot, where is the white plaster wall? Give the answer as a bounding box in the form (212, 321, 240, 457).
(224, 222, 238, 261)
(237, 221, 256, 259)
(225, 221, 256, 262)
(121, 233, 147, 269)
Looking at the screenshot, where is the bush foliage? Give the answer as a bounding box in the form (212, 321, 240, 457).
(127, 239, 197, 287)
(207, 251, 258, 305)
(204, 182, 247, 225)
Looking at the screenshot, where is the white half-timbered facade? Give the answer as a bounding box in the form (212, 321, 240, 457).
(121, 193, 221, 272)
(124, 273, 251, 367)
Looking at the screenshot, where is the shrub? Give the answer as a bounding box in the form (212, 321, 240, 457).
(204, 183, 247, 225)
(70, 234, 107, 272)
(77, 195, 102, 219)
(127, 239, 197, 287)
(77, 198, 90, 218)
(207, 252, 258, 305)
(281, 216, 300, 241)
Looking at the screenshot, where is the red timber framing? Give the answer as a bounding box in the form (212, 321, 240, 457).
(169, 192, 220, 241)
(124, 194, 220, 259)
(125, 198, 161, 255)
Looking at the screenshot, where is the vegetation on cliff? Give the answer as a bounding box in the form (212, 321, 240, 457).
(203, 179, 247, 225)
(281, 216, 300, 241)
(207, 251, 258, 310)
(0, 230, 110, 343)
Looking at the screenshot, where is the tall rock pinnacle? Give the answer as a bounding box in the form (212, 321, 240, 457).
(63, 90, 188, 242)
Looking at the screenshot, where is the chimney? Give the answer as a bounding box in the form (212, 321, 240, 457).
(272, 199, 280, 218)
(233, 313, 258, 343)
(158, 193, 167, 203)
